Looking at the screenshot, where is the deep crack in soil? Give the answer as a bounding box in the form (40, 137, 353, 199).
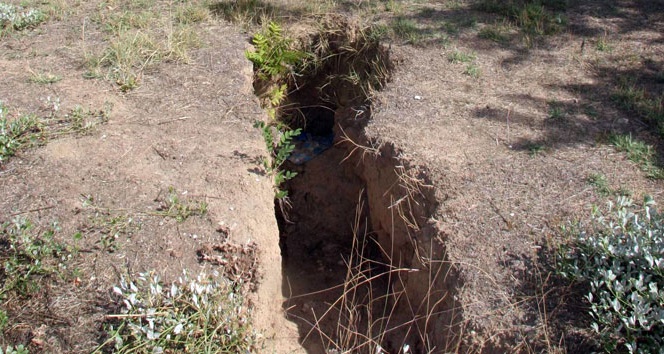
(251, 20, 463, 353)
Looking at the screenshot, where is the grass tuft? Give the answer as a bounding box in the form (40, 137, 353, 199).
(547, 101, 566, 120)
(448, 49, 476, 63)
(390, 17, 420, 44)
(464, 63, 481, 78)
(28, 71, 62, 84)
(610, 134, 663, 179)
(611, 80, 664, 136)
(478, 23, 511, 43)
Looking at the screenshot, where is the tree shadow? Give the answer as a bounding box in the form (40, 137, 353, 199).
(500, 244, 598, 352)
(468, 0, 664, 159)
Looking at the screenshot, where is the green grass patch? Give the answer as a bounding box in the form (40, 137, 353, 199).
(595, 35, 612, 52)
(585, 173, 631, 197)
(525, 142, 546, 156)
(611, 81, 664, 137)
(390, 17, 420, 44)
(478, 23, 510, 43)
(476, 0, 566, 45)
(448, 49, 476, 63)
(610, 134, 663, 179)
(547, 101, 566, 120)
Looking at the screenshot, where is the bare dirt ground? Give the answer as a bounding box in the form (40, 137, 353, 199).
(0, 0, 663, 353)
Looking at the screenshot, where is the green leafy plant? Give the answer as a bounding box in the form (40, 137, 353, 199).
(155, 187, 208, 222)
(558, 197, 664, 353)
(254, 120, 301, 199)
(0, 345, 28, 354)
(95, 271, 257, 353)
(0, 217, 72, 296)
(246, 22, 304, 199)
(0, 103, 42, 163)
(245, 21, 304, 80)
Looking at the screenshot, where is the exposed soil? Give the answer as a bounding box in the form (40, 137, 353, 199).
(0, 0, 663, 353)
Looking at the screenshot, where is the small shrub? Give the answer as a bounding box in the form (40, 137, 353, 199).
(0, 2, 45, 34)
(0, 217, 72, 295)
(246, 22, 304, 199)
(0, 103, 42, 163)
(0, 345, 28, 354)
(245, 21, 304, 80)
(96, 271, 258, 353)
(558, 197, 664, 353)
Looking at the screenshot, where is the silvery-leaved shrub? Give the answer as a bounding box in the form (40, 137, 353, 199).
(558, 196, 664, 353)
(0, 2, 45, 32)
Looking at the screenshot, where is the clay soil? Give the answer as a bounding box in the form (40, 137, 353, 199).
(0, 0, 663, 353)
